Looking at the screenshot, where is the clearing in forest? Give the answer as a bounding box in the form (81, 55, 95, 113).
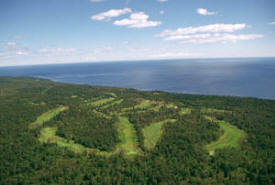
(143, 119, 176, 150)
(205, 116, 246, 155)
(29, 106, 68, 129)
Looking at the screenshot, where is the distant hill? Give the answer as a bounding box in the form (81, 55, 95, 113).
(0, 77, 274, 184)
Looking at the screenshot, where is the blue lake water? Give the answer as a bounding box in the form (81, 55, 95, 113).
(0, 58, 275, 100)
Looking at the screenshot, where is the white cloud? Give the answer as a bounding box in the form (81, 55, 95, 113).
(90, 0, 104, 2)
(91, 8, 132, 21)
(16, 50, 29, 56)
(114, 12, 161, 28)
(180, 33, 263, 44)
(157, 0, 168, 2)
(158, 24, 247, 37)
(197, 8, 217, 15)
(268, 21, 275, 25)
(158, 23, 263, 44)
(164, 33, 212, 41)
(38, 48, 76, 55)
(7, 42, 17, 46)
(160, 10, 164, 15)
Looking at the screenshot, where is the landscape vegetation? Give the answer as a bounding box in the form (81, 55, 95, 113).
(0, 77, 274, 184)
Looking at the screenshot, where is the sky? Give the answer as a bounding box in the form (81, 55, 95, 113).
(0, 0, 275, 66)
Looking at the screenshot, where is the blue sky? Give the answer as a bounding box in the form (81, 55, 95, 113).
(0, 0, 275, 66)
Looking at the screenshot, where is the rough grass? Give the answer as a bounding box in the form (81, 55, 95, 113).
(143, 119, 176, 150)
(115, 116, 141, 156)
(29, 106, 68, 129)
(205, 116, 246, 155)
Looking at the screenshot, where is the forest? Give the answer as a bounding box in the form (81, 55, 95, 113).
(0, 77, 274, 184)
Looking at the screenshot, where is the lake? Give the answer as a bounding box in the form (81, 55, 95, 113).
(1, 58, 275, 100)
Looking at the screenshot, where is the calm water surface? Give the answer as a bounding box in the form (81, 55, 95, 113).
(1, 58, 275, 100)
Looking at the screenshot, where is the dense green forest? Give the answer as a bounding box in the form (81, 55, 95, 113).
(0, 77, 274, 184)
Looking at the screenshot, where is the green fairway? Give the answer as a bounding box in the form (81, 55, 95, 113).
(205, 117, 246, 155)
(92, 110, 111, 119)
(166, 103, 178, 109)
(115, 116, 141, 156)
(39, 127, 111, 156)
(201, 108, 232, 114)
(122, 99, 164, 112)
(150, 104, 163, 112)
(89, 97, 115, 106)
(38, 114, 141, 157)
(180, 108, 192, 115)
(143, 119, 176, 150)
(39, 127, 86, 153)
(101, 99, 123, 109)
(135, 99, 152, 109)
(29, 106, 68, 129)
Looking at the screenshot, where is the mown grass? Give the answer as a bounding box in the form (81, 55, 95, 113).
(205, 116, 246, 155)
(143, 119, 176, 150)
(115, 116, 141, 156)
(29, 106, 68, 129)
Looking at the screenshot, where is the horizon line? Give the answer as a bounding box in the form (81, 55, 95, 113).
(1, 56, 275, 67)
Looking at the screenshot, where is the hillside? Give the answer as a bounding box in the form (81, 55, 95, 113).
(0, 77, 274, 184)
